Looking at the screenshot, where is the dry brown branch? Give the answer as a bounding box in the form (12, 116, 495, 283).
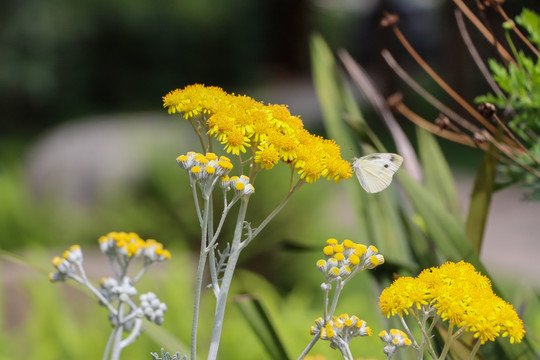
(452, 0, 516, 64)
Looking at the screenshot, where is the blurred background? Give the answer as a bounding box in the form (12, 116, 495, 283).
(1, 0, 540, 359)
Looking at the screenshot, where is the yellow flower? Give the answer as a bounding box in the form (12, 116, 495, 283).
(297, 157, 325, 183)
(266, 104, 294, 131)
(227, 95, 259, 136)
(222, 130, 250, 155)
(250, 110, 272, 143)
(379, 276, 428, 318)
(163, 84, 226, 117)
(254, 145, 280, 170)
(267, 129, 299, 162)
(207, 113, 235, 141)
(323, 156, 353, 183)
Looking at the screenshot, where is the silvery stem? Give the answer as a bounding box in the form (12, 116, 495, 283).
(207, 197, 249, 360)
(190, 196, 211, 360)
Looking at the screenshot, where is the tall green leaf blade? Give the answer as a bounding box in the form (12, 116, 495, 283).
(145, 326, 190, 358)
(362, 184, 415, 269)
(397, 171, 479, 267)
(310, 34, 358, 154)
(465, 147, 498, 252)
(397, 208, 432, 270)
(310, 33, 369, 241)
(235, 295, 290, 360)
(417, 128, 462, 218)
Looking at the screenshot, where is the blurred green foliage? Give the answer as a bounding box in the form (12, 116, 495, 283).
(475, 8, 540, 199)
(0, 0, 304, 132)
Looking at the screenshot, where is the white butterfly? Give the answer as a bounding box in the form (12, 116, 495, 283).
(352, 153, 403, 193)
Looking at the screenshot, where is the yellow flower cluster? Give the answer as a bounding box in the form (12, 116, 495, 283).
(98, 231, 171, 261)
(378, 261, 525, 344)
(163, 84, 353, 183)
(316, 238, 384, 279)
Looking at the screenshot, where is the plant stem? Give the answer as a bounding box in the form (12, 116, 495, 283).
(467, 339, 482, 360)
(454, 10, 506, 99)
(103, 328, 116, 360)
(191, 196, 211, 360)
(495, 5, 540, 58)
(327, 278, 343, 320)
(120, 318, 143, 348)
(109, 323, 124, 360)
(414, 310, 438, 360)
(188, 116, 209, 152)
(381, 49, 479, 135)
(207, 197, 250, 360)
(297, 334, 320, 360)
(323, 286, 330, 323)
(247, 179, 304, 242)
(391, 24, 500, 136)
(437, 324, 454, 360)
(389, 98, 486, 149)
(192, 181, 203, 227)
(451, 0, 515, 64)
(73, 274, 117, 315)
(398, 315, 418, 349)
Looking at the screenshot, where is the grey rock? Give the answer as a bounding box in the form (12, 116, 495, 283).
(25, 112, 195, 207)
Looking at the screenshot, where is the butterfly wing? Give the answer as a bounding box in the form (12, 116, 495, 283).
(353, 153, 403, 193)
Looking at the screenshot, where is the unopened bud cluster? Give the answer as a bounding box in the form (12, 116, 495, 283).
(99, 277, 137, 303)
(49, 244, 83, 282)
(176, 151, 254, 198)
(379, 329, 412, 357)
(98, 231, 171, 262)
(310, 313, 372, 349)
(140, 292, 168, 325)
(316, 238, 384, 281)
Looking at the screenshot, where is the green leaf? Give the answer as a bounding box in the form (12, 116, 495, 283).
(360, 180, 415, 269)
(465, 146, 498, 252)
(516, 8, 540, 49)
(392, 210, 429, 270)
(416, 128, 462, 219)
(235, 294, 291, 360)
(397, 171, 478, 266)
(310, 33, 369, 241)
(310, 33, 359, 155)
(145, 326, 190, 359)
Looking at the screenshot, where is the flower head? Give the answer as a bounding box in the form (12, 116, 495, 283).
(378, 261, 525, 344)
(222, 129, 250, 155)
(165, 84, 354, 184)
(163, 84, 227, 118)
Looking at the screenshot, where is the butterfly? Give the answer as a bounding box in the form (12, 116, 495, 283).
(352, 153, 403, 193)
